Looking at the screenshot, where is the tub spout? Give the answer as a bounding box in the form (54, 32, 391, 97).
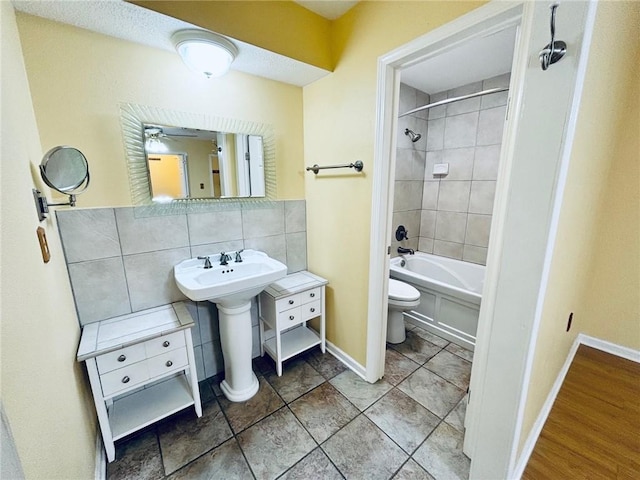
(397, 247, 415, 255)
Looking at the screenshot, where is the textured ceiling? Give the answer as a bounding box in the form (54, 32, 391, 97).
(12, 0, 330, 87)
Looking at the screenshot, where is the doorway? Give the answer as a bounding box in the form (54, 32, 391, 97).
(367, 1, 596, 477)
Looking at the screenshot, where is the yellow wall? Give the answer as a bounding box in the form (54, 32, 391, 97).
(16, 13, 305, 207)
(303, 1, 484, 365)
(519, 0, 640, 453)
(166, 137, 217, 198)
(581, 41, 639, 345)
(131, 0, 333, 70)
(0, 3, 97, 478)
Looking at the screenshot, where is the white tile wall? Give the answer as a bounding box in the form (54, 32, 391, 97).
(396, 74, 509, 265)
(56, 209, 120, 263)
(57, 199, 309, 380)
(115, 208, 189, 255)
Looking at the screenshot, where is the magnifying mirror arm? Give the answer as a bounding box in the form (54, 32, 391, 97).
(47, 194, 77, 207)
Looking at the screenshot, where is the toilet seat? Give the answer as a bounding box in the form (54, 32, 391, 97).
(389, 279, 420, 302)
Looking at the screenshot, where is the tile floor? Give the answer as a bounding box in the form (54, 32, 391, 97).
(107, 323, 472, 480)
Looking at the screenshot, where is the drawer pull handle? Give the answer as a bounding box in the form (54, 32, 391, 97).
(288, 300, 294, 305)
(163, 341, 170, 347)
(122, 376, 130, 384)
(310, 308, 316, 313)
(289, 315, 295, 320)
(166, 360, 173, 367)
(310, 293, 315, 298)
(117, 354, 126, 362)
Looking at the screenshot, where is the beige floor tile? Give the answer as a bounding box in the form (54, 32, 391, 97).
(413, 422, 470, 480)
(237, 408, 316, 480)
(398, 367, 465, 418)
(329, 370, 392, 411)
(424, 350, 472, 390)
(219, 377, 284, 433)
(365, 389, 440, 454)
(322, 415, 408, 480)
(167, 439, 252, 480)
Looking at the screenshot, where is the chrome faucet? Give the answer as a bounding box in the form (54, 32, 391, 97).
(219, 252, 232, 266)
(235, 249, 244, 263)
(197, 256, 212, 269)
(397, 246, 415, 255)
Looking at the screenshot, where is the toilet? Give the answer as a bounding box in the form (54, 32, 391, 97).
(387, 278, 421, 344)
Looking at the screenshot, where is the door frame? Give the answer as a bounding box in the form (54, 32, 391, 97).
(365, 0, 525, 382)
(366, 0, 597, 477)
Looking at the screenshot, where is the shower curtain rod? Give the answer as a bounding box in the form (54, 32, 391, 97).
(398, 86, 509, 118)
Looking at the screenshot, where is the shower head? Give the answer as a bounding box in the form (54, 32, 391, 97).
(404, 128, 422, 143)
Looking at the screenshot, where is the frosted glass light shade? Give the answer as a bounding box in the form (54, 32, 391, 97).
(172, 30, 237, 78)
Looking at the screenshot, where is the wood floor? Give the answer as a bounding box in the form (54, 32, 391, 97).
(523, 345, 640, 479)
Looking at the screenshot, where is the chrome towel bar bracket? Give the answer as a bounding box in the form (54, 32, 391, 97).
(306, 160, 364, 174)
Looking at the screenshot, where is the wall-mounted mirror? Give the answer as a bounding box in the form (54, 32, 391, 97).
(33, 146, 91, 221)
(120, 103, 275, 207)
(143, 124, 265, 202)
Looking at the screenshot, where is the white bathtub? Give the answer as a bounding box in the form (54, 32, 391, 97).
(389, 252, 485, 350)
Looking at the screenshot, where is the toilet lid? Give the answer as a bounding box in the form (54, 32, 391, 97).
(389, 279, 420, 302)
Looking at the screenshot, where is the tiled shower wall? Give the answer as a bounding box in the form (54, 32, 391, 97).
(392, 85, 429, 255)
(56, 200, 307, 380)
(393, 74, 509, 265)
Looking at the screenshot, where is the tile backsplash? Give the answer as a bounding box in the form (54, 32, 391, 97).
(393, 74, 509, 265)
(57, 200, 307, 380)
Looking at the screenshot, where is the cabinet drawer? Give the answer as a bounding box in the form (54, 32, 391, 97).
(277, 306, 302, 328)
(144, 331, 185, 358)
(147, 348, 188, 378)
(301, 288, 321, 305)
(275, 294, 301, 313)
(100, 361, 149, 397)
(96, 344, 146, 374)
(301, 300, 322, 320)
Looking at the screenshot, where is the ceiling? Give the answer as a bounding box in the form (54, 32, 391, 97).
(11, 0, 330, 87)
(294, 1, 359, 20)
(401, 26, 517, 94)
(12, 0, 513, 92)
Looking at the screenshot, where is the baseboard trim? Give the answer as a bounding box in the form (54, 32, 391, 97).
(578, 334, 640, 363)
(513, 334, 640, 478)
(325, 340, 367, 380)
(95, 430, 106, 480)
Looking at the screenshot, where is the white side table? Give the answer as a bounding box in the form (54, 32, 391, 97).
(258, 271, 328, 376)
(77, 302, 202, 462)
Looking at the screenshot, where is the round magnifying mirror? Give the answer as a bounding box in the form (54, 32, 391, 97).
(40, 146, 90, 194)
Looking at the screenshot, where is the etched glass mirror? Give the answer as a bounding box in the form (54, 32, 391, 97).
(120, 103, 275, 207)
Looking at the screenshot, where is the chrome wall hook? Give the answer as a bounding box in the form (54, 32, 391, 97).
(539, 3, 566, 70)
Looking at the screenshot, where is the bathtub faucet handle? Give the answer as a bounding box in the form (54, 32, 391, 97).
(395, 225, 409, 241)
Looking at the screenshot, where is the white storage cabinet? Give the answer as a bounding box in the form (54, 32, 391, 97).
(77, 303, 202, 462)
(259, 271, 328, 376)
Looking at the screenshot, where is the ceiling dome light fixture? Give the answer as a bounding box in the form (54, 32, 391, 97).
(171, 29, 238, 78)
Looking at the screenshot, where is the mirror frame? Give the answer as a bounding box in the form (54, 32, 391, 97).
(119, 103, 276, 207)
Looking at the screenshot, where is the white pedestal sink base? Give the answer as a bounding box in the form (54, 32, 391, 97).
(215, 301, 259, 402)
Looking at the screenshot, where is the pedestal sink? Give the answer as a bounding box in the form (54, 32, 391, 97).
(174, 250, 287, 401)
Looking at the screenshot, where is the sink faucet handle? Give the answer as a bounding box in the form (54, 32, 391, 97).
(219, 252, 229, 266)
(197, 256, 212, 269)
(235, 249, 244, 263)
